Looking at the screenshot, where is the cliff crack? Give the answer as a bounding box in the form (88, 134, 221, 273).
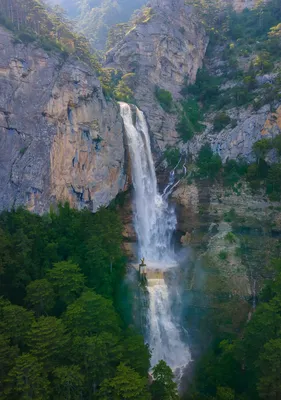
(0, 125, 26, 137)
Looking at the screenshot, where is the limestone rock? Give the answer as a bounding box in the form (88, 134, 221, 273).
(189, 104, 281, 163)
(223, 0, 268, 12)
(0, 27, 127, 213)
(106, 0, 208, 150)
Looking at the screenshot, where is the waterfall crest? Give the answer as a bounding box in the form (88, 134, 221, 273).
(120, 102, 191, 373)
(120, 102, 176, 262)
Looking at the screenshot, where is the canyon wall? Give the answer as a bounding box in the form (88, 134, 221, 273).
(106, 0, 208, 150)
(0, 26, 127, 213)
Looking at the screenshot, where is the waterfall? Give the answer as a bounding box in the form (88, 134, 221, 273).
(120, 102, 176, 262)
(120, 102, 191, 373)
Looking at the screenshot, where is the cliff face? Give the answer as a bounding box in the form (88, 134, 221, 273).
(189, 104, 281, 163)
(0, 27, 127, 213)
(224, 0, 268, 12)
(106, 0, 208, 150)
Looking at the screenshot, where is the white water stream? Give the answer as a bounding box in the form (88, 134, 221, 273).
(120, 102, 191, 373)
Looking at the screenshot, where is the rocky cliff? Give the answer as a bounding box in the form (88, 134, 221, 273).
(106, 0, 208, 150)
(189, 104, 281, 163)
(0, 26, 127, 213)
(224, 0, 268, 12)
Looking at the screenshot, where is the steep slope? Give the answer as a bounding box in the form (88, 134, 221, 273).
(106, 0, 208, 150)
(0, 26, 126, 213)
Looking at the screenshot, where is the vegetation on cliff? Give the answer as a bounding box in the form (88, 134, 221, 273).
(185, 259, 281, 400)
(0, 0, 94, 59)
(177, 0, 281, 142)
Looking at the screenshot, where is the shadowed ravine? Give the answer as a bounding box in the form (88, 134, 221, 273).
(119, 102, 191, 377)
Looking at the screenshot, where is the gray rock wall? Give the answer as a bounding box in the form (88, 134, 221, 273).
(106, 0, 208, 151)
(0, 27, 127, 213)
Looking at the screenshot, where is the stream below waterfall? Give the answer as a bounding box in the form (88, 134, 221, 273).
(120, 102, 191, 376)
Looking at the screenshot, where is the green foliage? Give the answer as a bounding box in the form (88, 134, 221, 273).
(155, 87, 173, 113)
(25, 279, 55, 316)
(196, 144, 222, 179)
(99, 68, 123, 99)
(222, 160, 248, 187)
(185, 0, 281, 116)
(113, 77, 134, 103)
(0, 206, 151, 398)
(244, 140, 281, 200)
(0, 334, 19, 384)
(187, 258, 281, 400)
(182, 68, 221, 109)
(253, 138, 272, 160)
(213, 113, 231, 132)
(164, 147, 181, 168)
(0, 0, 104, 71)
(121, 333, 151, 376)
(257, 339, 281, 399)
(52, 365, 85, 400)
(218, 251, 228, 260)
(47, 261, 85, 305)
(4, 354, 50, 400)
(0, 304, 35, 346)
(64, 289, 121, 337)
(269, 22, 281, 38)
(224, 208, 238, 223)
(253, 52, 274, 74)
(177, 99, 204, 142)
(26, 316, 68, 367)
(216, 386, 235, 400)
(98, 363, 151, 400)
(151, 360, 179, 400)
(224, 232, 236, 244)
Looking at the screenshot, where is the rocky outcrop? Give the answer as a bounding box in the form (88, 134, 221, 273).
(172, 179, 281, 297)
(223, 0, 268, 12)
(0, 27, 127, 213)
(106, 0, 208, 150)
(189, 104, 281, 163)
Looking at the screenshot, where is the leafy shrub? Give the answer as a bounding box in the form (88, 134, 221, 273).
(114, 79, 134, 103)
(196, 144, 222, 179)
(164, 147, 181, 168)
(16, 31, 36, 43)
(213, 113, 231, 132)
(253, 138, 272, 160)
(232, 86, 254, 107)
(223, 159, 247, 186)
(266, 163, 281, 200)
(155, 87, 173, 112)
(224, 208, 238, 223)
(182, 67, 221, 110)
(225, 232, 237, 243)
(253, 52, 274, 74)
(218, 251, 228, 260)
(176, 99, 204, 142)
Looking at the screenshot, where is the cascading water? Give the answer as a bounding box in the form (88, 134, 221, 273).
(120, 102, 191, 373)
(120, 102, 176, 262)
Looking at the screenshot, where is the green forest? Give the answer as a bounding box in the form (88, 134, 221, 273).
(185, 259, 281, 400)
(0, 206, 180, 399)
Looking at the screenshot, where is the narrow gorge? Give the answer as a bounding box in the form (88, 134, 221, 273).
(0, 0, 281, 398)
